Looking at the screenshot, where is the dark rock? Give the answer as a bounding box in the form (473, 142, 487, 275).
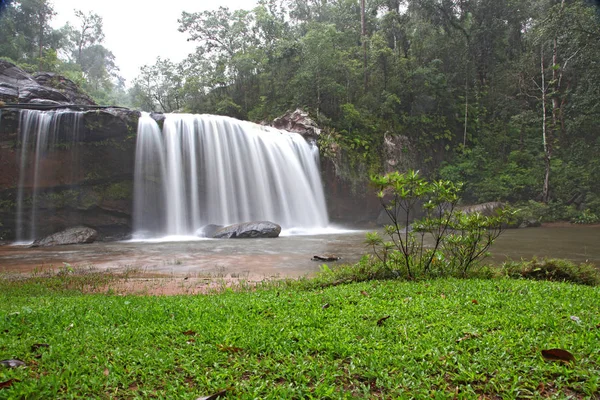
(213, 221, 281, 239)
(0, 60, 96, 106)
(272, 109, 321, 140)
(0, 60, 38, 88)
(519, 219, 542, 228)
(312, 254, 341, 261)
(0, 83, 18, 102)
(196, 224, 223, 238)
(31, 226, 98, 247)
(18, 84, 70, 104)
(33, 72, 96, 105)
(82, 108, 140, 141)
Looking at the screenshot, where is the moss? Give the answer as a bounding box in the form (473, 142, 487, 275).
(0, 199, 16, 212)
(38, 190, 80, 208)
(103, 182, 132, 200)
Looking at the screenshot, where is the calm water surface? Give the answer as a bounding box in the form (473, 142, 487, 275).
(0, 226, 598, 279)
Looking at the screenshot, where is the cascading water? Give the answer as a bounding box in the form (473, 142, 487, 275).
(15, 109, 83, 242)
(133, 113, 329, 238)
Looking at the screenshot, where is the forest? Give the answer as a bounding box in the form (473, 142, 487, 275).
(1, 0, 600, 222)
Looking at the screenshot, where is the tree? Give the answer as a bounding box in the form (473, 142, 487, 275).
(0, 0, 61, 69)
(131, 58, 185, 112)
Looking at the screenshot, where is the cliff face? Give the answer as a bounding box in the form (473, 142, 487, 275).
(0, 107, 140, 240)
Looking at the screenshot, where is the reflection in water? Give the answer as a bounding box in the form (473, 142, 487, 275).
(1, 227, 598, 279)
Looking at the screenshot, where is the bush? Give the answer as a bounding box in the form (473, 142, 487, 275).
(367, 170, 512, 279)
(501, 258, 600, 286)
(571, 209, 600, 225)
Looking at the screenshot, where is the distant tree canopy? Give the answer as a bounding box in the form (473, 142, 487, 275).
(0, 0, 127, 105)
(1, 0, 599, 217)
(128, 0, 600, 216)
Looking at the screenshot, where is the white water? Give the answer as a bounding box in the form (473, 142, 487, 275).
(15, 109, 83, 242)
(133, 113, 329, 238)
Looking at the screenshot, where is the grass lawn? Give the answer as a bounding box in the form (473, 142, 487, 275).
(1, 277, 599, 399)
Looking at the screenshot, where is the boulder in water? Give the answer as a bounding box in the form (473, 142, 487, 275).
(195, 224, 223, 238)
(212, 221, 281, 239)
(31, 226, 98, 247)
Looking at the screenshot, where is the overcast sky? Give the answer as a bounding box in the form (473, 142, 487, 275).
(51, 0, 257, 86)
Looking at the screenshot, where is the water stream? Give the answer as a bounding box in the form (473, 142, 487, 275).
(15, 110, 83, 242)
(1, 226, 598, 278)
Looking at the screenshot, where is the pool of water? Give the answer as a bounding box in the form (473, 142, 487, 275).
(1, 225, 598, 279)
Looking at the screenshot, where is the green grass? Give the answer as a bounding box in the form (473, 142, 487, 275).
(1, 278, 599, 398)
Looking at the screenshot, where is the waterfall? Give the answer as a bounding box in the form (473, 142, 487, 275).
(15, 109, 83, 242)
(133, 113, 329, 238)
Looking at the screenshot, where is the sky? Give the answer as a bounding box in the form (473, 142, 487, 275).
(50, 0, 257, 86)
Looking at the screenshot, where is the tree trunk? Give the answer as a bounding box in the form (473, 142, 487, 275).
(541, 45, 550, 203)
(38, 13, 45, 71)
(361, 0, 367, 90)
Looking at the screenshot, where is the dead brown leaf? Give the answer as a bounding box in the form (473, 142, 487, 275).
(377, 316, 391, 326)
(541, 349, 575, 363)
(322, 303, 331, 309)
(471, 299, 479, 305)
(456, 333, 480, 343)
(182, 330, 197, 336)
(217, 344, 243, 354)
(103, 368, 110, 376)
(360, 291, 369, 297)
(0, 379, 19, 390)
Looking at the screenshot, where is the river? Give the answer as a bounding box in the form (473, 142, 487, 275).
(0, 225, 598, 280)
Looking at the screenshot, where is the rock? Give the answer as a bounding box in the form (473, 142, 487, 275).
(33, 72, 96, 105)
(195, 224, 223, 238)
(0, 60, 38, 88)
(212, 221, 281, 239)
(0, 60, 96, 105)
(312, 254, 341, 261)
(383, 133, 415, 174)
(31, 226, 98, 247)
(272, 109, 321, 139)
(519, 219, 542, 228)
(18, 84, 70, 104)
(458, 202, 504, 216)
(0, 82, 19, 102)
(82, 108, 141, 141)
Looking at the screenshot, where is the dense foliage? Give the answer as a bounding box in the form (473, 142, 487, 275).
(134, 0, 600, 218)
(1, 0, 599, 216)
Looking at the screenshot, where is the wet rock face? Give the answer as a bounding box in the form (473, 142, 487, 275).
(33, 72, 96, 105)
(0, 60, 96, 105)
(212, 221, 282, 239)
(31, 226, 98, 247)
(271, 109, 321, 140)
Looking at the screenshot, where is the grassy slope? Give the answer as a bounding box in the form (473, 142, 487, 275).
(0, 279, 599, 399)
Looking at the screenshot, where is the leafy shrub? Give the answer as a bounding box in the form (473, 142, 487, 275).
(571, 209, 600, 225)
(367, 170, 511, 279)
(501, 258, 600, 286)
